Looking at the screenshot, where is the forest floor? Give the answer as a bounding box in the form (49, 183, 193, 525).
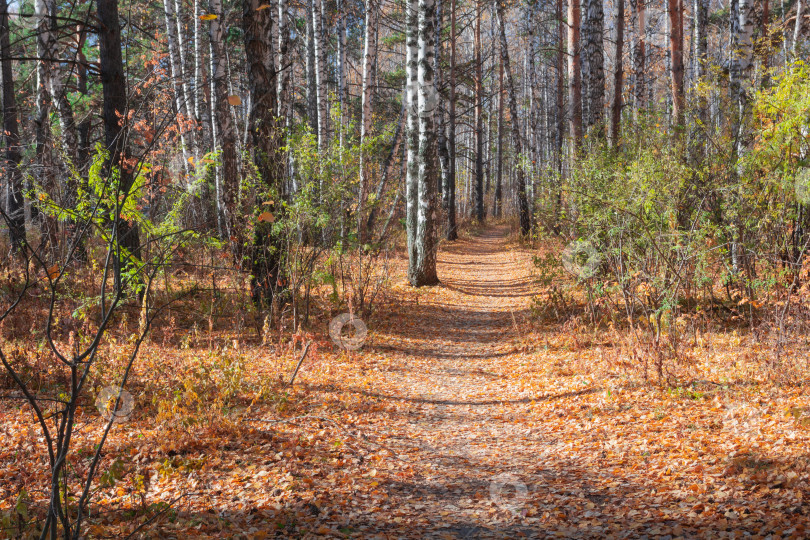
(4, 225, 810, 538)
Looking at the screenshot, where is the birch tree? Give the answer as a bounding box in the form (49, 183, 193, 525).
(164, 0, 192, 173)
(407, 0, 440, 285)
(208, 0, 239, 239)
(358, 0, 379, 243)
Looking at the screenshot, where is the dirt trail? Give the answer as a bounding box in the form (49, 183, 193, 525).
(360, 225, 546, 538)
(308, 225, 809, 538)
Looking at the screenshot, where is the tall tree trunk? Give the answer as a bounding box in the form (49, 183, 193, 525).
(495, 50, 504, 217)
(693, 0, 708, 148)
(495, 0, 530, 235)
(164, 0, 191, 175)
(194, 0, 204, 131)
(358, 0, 379, 243)
(729, 0, 755, 272)
(243, 0, 284, 306)
(445, 0, 457, 240)
(76, 26, 91, 171)
(611, 0, 625, 144)
(208, 0, 239, 240)
(413, 0, 439, 285)
(474, 1, 484, 221)
(794, 0, 803, 56)
(584, 0, 605, 131)
(97, 0, 141, 274)
(631, 0, 646, 114)
(305, 0, 318, 134)
(435, 0, 450, 205)
(277, 0, 290, 118)
(313, 0, 327, 149)
(568, 0, 583, 144)
(1, 0, 24, 249)
(406, 0, 419, 270)
(35, 0, 53, 231)
(554, 0, 564, 230)
(336, 0, 346, 129)
(668, 0, 685, 126)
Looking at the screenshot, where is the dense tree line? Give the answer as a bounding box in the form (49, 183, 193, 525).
(0, 0, 809, 288)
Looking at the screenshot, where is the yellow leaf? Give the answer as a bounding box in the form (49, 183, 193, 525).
(258, 211, 274, 223)
(187, 156, 195, 164)
(227, 95, 242, 106)
(200, 13, 217, 20)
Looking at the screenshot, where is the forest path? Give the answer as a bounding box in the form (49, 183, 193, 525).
(357, 224, 548, 537)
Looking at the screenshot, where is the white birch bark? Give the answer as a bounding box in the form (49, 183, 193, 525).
(358, 0, 378, 242)
(312, 0, 327, 149)
(412, 0, 439, 285)
(406, 0, 420, 279)
(164, 0, 191, 175)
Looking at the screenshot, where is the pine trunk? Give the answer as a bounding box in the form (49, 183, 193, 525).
(474, 3, 484, 222)
(568, 0, 583, 144)
(1, 0, 24, 249)
(612, 0, 625, 144)
(445, 0, 457, 240)
(495, 0, 530, 235)
(668, 0, 685, 126)
(97, 0, 141, 271)
(584, 0, 605, 131)
(243, 0, 284, 306)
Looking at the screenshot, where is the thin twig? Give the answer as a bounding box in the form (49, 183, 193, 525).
(287, 341, 312, 387)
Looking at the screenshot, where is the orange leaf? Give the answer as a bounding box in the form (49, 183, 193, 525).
(227, 95, 242, 106)
(258, 211, 275, 223)
(47, 265, 59, 280)
(256, 3, 271, 9)
(200, 13, 217, 20)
